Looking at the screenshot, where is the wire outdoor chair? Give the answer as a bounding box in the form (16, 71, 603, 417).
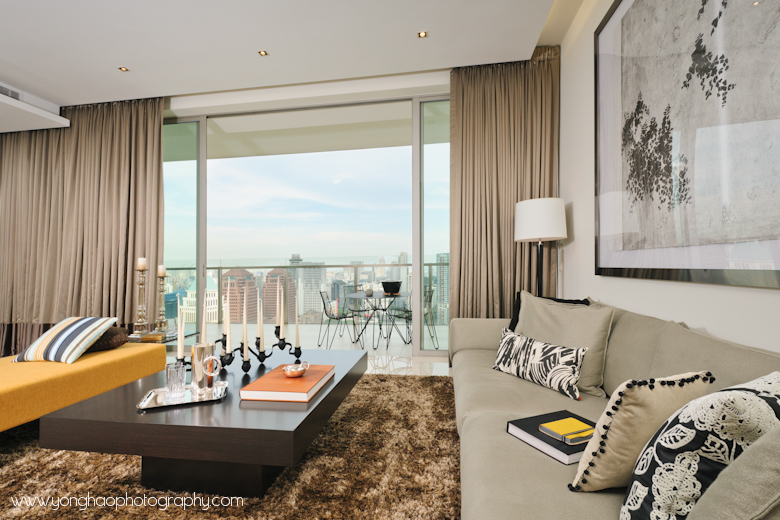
(423, 287, 440, 350)
(386, 295, 412, 347)
(318, 290, 356, 349)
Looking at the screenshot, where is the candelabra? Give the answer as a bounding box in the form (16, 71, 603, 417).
(154, 275, 167, 335)
(129, 268, 148, 342)
(219, 325, 302, 373)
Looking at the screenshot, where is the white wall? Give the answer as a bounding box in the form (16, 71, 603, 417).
(559, 0, 780, 352)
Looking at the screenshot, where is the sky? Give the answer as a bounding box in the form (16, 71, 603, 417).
(163, 143, 449, 268)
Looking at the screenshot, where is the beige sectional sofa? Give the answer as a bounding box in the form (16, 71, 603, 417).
(450, 305, 780, 520)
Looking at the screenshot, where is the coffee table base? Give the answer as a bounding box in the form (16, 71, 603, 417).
(142, 456, 284, 498)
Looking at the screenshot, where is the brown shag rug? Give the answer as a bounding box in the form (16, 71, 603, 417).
(0, 375, 459, 519)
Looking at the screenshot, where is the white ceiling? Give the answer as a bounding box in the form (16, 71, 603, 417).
(0, 94, 69, 133)
(0, 0, 555, 108)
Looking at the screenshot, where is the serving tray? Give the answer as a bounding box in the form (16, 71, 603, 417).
(136, 381, 228, 411)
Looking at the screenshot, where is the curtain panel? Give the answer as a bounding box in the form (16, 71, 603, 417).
(450, 46, 560, 320)
(0, 98, 164, 355)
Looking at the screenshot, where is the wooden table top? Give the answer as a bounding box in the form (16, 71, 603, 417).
(40, 349, 367, 467)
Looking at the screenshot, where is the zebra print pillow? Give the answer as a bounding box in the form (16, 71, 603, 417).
(493, 328, 588, 400)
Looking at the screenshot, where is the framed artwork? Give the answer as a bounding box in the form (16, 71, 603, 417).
(594, 0, 780, 289)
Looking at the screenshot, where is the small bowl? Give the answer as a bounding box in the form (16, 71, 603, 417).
(382, 281, 402, 295)
(282, 361, 310, 378)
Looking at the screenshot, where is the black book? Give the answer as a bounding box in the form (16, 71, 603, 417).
(507, 410, 596, 465)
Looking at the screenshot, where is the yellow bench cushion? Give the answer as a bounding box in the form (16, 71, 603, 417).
(0, 343, 166, 432)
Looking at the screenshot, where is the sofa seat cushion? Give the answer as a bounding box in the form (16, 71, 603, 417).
(453, 349, 609, 433)
(460, 410, 625, 520)
(0, 343, 166, 432)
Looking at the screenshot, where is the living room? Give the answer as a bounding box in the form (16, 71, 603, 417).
(2, 0, 780, 519)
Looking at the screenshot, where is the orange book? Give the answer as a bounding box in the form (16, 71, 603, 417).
(239, 365, 336, 402)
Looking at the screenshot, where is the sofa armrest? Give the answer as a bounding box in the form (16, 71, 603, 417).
(449, 318, 509, 362)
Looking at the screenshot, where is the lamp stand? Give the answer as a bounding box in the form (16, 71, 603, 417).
(536, 240, 543, 297)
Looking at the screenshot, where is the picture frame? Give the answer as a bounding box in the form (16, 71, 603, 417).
(594, 0, 780, 290)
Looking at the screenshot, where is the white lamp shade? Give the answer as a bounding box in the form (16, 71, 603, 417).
(514, 197, 568, 242)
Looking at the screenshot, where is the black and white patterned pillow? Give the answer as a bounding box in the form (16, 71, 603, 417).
(493, 328, 587, 400)
(621, 372, 780, 520)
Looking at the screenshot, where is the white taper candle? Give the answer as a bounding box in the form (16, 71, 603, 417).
(177, 294, 184, 360)
(225, 283, 232, 353)
(242, 288, 248, 361)
(280, 281, 285, 340)
(295, 296, 300, 348)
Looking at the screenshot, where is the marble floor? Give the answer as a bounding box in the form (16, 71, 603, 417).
(168, 322, 451, 376)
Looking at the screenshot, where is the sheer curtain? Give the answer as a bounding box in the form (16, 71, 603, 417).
(450, 47, 560, 320)
(0, 98, 164, 356)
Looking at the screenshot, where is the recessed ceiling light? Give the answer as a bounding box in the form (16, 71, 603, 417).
(418, 31, 428, 38)
(118, 67, 129, 72)
(754, 1, 759, 5)
(258, 50, 269, 56)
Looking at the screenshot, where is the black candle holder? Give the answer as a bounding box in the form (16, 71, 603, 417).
(218, 326, 302, 373)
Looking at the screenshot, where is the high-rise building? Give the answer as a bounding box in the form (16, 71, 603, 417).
(436, 253, 450, 325)
(222, 269, 260, 324)
(288, 254, 325, 315)
(181, 277, 219, 324)
(398, 251, 409, 292)
(261, 268, 297, 324)
(331, 279, 346, 301)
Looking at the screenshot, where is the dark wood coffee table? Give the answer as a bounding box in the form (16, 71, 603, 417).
(40, 349, 367, 497)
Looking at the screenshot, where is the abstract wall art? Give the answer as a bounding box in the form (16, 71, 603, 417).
(595, 0, 780, 288)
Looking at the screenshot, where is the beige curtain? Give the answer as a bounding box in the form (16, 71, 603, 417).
(450, 47, 560, 320)
(0, 98, 164, 354)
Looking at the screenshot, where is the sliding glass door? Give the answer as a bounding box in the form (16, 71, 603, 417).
(163, 97, 450, 355)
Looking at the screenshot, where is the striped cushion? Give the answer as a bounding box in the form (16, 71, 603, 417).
(13, 317, 118, 364)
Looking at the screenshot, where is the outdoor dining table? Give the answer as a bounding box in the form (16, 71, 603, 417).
(345, 291, 410, 350)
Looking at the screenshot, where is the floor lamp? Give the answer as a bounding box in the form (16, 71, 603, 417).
(514, 198, 568, 297)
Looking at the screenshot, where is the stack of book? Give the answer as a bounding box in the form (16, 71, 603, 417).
(507, 410, 596, 465)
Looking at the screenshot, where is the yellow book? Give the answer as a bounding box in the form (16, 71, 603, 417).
(539, 417, 595, 445)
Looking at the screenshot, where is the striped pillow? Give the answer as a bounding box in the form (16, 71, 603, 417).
(13, 317, 118, 364)
(493, 328, 588, 400)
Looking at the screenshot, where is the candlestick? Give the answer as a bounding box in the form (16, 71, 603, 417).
(225, 283, 232, 354)
(177, 294, 184, 360)
(129, 266, 148, 341)
(242, 288, 248, 361)
(137, 257, 147, 271)
(295, 296, 300, 348)
(157, 264, 166, 277)
(155, 271, 167, 334)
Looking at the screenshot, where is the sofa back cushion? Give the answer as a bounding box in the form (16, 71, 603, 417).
(517, 291, 615, 398)
(650, 322, 780, 391)
(601, 308, 669, 396)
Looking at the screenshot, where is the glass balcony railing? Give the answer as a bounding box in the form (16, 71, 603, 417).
(164, 259, 449, 351)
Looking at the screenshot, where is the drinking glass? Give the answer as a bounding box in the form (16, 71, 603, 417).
(165, 362, 186, 399)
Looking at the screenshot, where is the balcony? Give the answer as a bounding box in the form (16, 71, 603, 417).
(163, 260, 449, 354)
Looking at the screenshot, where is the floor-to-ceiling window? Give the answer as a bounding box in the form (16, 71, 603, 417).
(162, 121, 199, 334)
(421, 100, 451, 351)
